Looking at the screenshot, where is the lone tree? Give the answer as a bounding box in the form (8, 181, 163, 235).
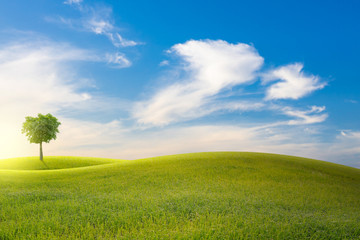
(22, 113, 61, 162)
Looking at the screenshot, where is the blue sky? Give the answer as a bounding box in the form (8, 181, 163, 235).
(0, 0, 359, 167)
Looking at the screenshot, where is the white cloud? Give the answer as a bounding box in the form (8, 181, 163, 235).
(106, 33, 138, 47)
(133, 39, 264, 126)
(216, 101, 265, 112)
(159, 60, 169, 66)
(263, 63, 326, 100)
(133, 40, 330, 129)
(106, 52, 132, 68)
(87, 18, 114, 35)
(52, 118, 126, 152)
(0, 41, 95, 115)
(337, 130, 360, 141)
(282, 105, 328, 125)
(56, 2, 139, 69)
(345, 99, 358, 104)
(324, 130, 360, 167)
(60, 2, 139, 49)
(64, 0, 83, 5)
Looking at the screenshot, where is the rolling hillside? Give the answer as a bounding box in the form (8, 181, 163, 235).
(0, 152, 359, 239)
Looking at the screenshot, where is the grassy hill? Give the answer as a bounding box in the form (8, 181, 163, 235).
(0, 152, 359, 239)
(0, 156, 119, 170)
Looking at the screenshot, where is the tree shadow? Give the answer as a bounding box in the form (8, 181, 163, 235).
(41, 160, 49, 169)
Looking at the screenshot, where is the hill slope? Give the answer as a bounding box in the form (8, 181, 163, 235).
(0, 152, 359, 239)
(0, 156, 119, 170)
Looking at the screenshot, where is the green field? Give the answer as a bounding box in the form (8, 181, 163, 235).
(0, 152, 359, 239)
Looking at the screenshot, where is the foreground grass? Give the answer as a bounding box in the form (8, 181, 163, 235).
(0, 152, 359, 239)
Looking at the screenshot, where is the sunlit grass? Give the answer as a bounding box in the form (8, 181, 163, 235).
(0, 152, 359, 239)
(0, 156, 119, 170)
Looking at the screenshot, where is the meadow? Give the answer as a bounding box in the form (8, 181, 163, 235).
(0, 152, 359, 239)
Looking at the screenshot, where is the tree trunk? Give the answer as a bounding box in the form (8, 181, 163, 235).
(40, 142, 43, 161)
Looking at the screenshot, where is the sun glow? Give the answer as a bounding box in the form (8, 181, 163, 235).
(0, 120, 37, 160)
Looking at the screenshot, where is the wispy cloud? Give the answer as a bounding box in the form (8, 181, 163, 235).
(133, 39, 264, 126)
(64, 0, 83, 5)
(283, 105, 328, 125)
(330, 130, 360, 167)
(159, 60, 169, 66)
(44, 1, 141, 69)
(86, 16, 113, 35)
(61, 2, 140, 48)
(0, 40, 95, 114)
(263, 63, 326, 100)
(133, 40, 330, 128)
(106, 33, 138, 47)
(345, 99, 358, 104)
(106, 52, 132, 68)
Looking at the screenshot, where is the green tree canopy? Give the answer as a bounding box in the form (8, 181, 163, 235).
(22, 113, 61, 161)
